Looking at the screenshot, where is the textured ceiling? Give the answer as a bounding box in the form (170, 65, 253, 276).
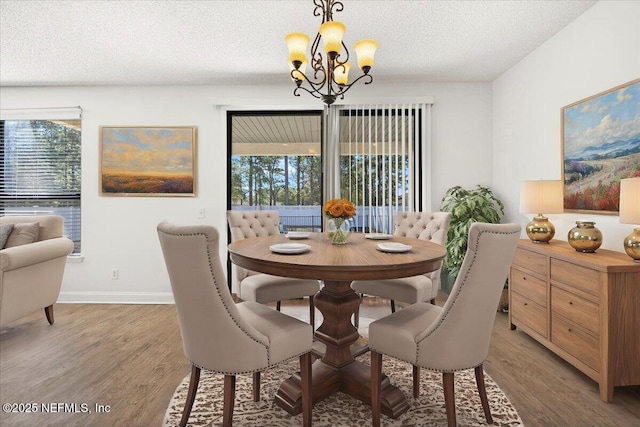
(0, 0, 596, 87)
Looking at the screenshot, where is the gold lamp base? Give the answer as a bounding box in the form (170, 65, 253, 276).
(623, 227, 640, 263)
(526, 214, 555, 243)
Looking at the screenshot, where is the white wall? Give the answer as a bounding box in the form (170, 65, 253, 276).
(493, 0, 640, 252)
(6, 0, 636, 303)
(0, 81, 492, 302)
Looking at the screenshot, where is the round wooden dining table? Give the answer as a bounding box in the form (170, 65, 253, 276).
(228, 232, 446, 419)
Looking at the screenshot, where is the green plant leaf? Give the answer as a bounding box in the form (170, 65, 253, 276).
(439, 184, 505, 277)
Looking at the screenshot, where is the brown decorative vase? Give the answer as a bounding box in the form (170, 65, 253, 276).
(568, 221, 603, 253)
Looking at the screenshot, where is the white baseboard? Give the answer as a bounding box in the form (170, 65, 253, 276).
(57, 291, 175, 304)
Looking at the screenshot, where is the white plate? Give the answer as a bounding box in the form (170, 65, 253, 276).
(270, 243, 311, 254)
(377, 243, 412, 253)
(365, 233, 392, 240)
(286, 231, 311, 240)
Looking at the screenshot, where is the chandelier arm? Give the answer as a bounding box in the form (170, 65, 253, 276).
(291, 67, 330, 94)
(305, 75, 329, 93)
(310, 32, 322, 61)
(294, 85, 323, 100)
(336, 44, 350, 64)
(309, 55, 329, 91)
(334, 73, 374, 96)
(328, 64, 341, 87)
(330, 58, 351, 87)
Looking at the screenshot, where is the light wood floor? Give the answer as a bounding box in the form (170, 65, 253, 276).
(1, 296, 638, 427)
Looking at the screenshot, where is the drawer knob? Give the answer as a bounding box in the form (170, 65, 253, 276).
(569, 301, 574, 305)
(568, 328, 572, 332)
(523, 302, 528, 306)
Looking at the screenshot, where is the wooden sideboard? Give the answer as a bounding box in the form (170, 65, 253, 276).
(509, 239, 640, 402)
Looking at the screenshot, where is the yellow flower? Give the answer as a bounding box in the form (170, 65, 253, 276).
(323, 198, 356, 219)
(330, 204, 345, 217)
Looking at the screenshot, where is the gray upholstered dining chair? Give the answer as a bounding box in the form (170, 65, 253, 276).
(227, 210, 321, 328)
(351, 211, 451, 327)
(369, 222, 521, 427)
(157, 221, 313, 427)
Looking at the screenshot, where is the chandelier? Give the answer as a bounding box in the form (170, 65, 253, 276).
(285, 0, 378, 106)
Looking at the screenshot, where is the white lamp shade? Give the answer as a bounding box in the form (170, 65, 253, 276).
(354, 39, 378, 69)
(319, 21, 346, 54)
(620, 177, 640, 224)
(520, 180, 564, 214)
(333, 62, 350, 84)
(285, 32, 310, 64)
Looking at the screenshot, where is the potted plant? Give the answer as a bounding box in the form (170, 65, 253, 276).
(440, 185, 505, 288)
(498, 279, 509, 312)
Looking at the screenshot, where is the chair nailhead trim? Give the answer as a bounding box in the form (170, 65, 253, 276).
(191, 350, 311, 376)
(160, 229, 270, 363)
(409, 228, 520, 371)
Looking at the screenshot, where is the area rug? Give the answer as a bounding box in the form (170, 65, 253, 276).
(164, 355, 523, 427)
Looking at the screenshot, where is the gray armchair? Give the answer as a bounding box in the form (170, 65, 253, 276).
(0, 215, 74, 326)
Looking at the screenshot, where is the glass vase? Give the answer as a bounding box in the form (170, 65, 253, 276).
(327, 218, 351, 244)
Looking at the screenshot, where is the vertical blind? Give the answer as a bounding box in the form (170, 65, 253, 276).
(0, 107, 82, 253)
(326, 102, 432, 234)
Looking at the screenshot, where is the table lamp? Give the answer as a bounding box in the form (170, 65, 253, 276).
(520, 180, 564, 243)
(619, 177, 640, 262)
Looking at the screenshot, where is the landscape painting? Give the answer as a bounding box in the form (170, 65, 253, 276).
(100, 126, 197, 196)
(562, 79, 640, 213)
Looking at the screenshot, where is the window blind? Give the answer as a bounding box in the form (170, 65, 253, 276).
(327, 102, 432, 234)
(0, 108, 82, 253)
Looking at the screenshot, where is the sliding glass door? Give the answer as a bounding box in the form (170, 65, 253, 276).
(329, 103, 431, 234)
(227, 111, 323, 231)
(227, 103, 431, 234)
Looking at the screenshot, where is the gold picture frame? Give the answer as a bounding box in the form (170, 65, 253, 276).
(561, 78, 640, 213)
(100, 126, 197, 196)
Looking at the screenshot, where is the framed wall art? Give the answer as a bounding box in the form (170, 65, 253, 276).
(100, 126, 197, 196)
(562, 78, 640, 213)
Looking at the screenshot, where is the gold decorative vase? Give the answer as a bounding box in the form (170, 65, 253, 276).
(567, 221, 603, 253)
(623, 228, 640, 262)
(525, 214, 555, 243)
(327, 218, 351, 244)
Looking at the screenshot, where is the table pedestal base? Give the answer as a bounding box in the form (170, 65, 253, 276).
(274, 358, 410, 419)
(275, 279, 410, 418)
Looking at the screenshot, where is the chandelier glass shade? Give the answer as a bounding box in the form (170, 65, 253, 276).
(286, 0, 378, 105)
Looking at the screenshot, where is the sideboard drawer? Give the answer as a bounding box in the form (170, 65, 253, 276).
(513, 248, 547, 276)
(552, 313, 599, 372)
(551, 286, 599, 335)
(511, 268, 546, 307)
(511, 291, 547, 338)
(550, 258, 600, 297)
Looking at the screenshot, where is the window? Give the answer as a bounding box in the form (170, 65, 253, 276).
(0, 117, 82, 253)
